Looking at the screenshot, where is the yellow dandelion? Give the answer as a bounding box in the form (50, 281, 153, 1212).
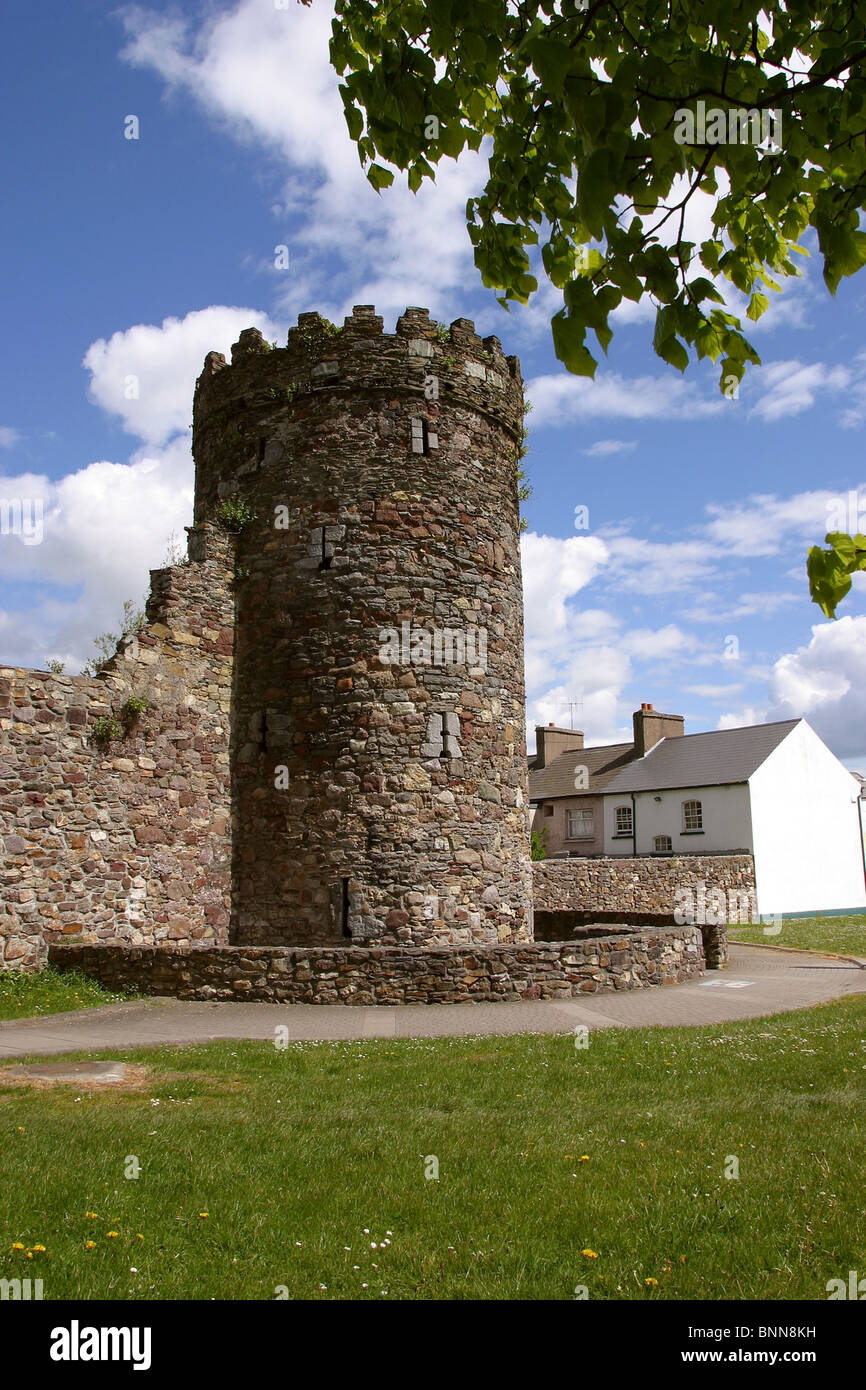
(85, 1241, 97, 1250)
(645, 1277, 658, 1286)
(26, 1251, 33, 1260)
(578, 1155, 590, 1163)
(136, 1233, 144, 1241)
(85, 1212, 98, 1220)
(106, 1231, 119, 1239)
(32, 1244, 46, 1253)
(199, 1212, 208, 1219)
(17, 1127, 24, 1133)
(581, 1248, 598, 1258)
(11, 1242, 24, 1251)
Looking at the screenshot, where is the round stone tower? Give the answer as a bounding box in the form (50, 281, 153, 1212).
(192, 305, 533, 948)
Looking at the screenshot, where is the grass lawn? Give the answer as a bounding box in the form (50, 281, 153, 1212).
(1, 996, 864, 1300)
(0, 966, 134, 1022)
(729, 914, 866, 958)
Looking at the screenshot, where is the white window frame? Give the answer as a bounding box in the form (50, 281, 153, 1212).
(614, 805, 633, 836)
(653, 834, 673, 854)
(682, 799, 703, 832)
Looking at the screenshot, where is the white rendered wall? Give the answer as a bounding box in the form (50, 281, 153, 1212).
(603, 784, 754, 856)
(748, 720, 866, 915)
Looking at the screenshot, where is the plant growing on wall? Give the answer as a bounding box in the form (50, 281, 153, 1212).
(120, 694, 149, 729)
(530, 826, 548, 862)
(80, 597, 146, 676)
(89, 714, 122, 747)
(215, 498, 257, 534)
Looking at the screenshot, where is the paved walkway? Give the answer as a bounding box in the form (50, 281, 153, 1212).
(0, 945, 864, 1059)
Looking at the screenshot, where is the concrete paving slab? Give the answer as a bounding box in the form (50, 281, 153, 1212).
(0, 946, 864, 1060)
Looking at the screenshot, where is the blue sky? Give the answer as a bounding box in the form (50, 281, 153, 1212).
(1, 0, 865, 765)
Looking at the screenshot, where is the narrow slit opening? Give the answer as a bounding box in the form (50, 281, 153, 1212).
(258, 437, 266, 462)
(341, 878, 351, 937)
(319, 525, 332, 570)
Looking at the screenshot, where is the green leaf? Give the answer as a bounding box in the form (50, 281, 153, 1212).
(367, 163, 395, 192)
(551, 311, 597, 377)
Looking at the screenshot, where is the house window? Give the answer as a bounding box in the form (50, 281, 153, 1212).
(543, 804, 554, 818)
(614, 805, 633, 836)
(682, 799, 703, 832)
(566, 809, 593, 840)
(653, 835, 673, 854)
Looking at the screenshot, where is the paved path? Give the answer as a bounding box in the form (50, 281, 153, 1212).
(0, 945, 864, 1059)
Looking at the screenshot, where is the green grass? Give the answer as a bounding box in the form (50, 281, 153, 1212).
(0, 967, 133, 1021)
(729, 914, 866, 958)
(1, 997, 864, 1300)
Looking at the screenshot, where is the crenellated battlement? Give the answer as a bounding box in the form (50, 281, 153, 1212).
(192, 305, 524, 511)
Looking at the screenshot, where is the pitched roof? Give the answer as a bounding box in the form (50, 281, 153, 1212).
(601, 719, 802, 794)
(529, 741, 635, 800)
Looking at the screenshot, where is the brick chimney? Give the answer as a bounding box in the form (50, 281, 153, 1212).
(534, 722, 584, 768)
(632, 703, 684, 757)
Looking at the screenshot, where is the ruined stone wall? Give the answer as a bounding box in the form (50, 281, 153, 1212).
(532, 853, 755, 919)
(533, 854, 754, 968)
(194, 305, 533, 949)
(50, 924, 704, 1005)
(0, 524, 235, 969)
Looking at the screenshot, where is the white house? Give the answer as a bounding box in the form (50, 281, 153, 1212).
(600, 718, 866, 917)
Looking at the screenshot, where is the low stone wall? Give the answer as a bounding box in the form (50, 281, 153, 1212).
(532, 853, 753, 967)
(49, 924, 704, 1005)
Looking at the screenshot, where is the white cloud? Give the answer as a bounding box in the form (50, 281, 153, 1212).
(0, 436, 194, 669)
(622, 625, 695, 660)
(603, 535, 717, 594)
(0, 427, 19, 449)
(718, 616, 866, 764)
(685, 682, 746, 699)
(703, 485, 866, 557)
(119, 0, 489, 328)
(83, 306, 282, 446)
(748, 358, 851, 423)
(580, 439, 637, 457)
(526, 369, 724, 427)
(0, 303, 275, 670)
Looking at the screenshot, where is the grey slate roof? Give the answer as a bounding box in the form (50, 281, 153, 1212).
(528, 741, 635, 801)
(601, 719, 802, 794)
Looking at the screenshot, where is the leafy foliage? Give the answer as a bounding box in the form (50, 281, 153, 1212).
(530, 825, 549, 861)
(216, 498, 257, 534)
(332, 1, 866, 387)
(81, 598, 146, 676)
(330, 1, 866, 615)
(807, 531, 866, 618)
(89, 715, 122, 746)
(121, 694, 149, 725)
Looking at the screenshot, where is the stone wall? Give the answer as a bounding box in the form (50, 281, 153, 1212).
(0, 524, 235, 969)
(532, 854, 754, 967)
(193, 307, 532, 949)
(49, 923, 704, 1005)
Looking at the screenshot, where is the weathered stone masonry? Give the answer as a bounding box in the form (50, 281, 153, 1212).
(49, 925, 704, 1005)
(1, 304, 726, 996)
(0, 525, 235, 968)
(195, 306, 533, 949)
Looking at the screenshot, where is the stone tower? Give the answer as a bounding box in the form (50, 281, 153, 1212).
(192, 305, 533, 948)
